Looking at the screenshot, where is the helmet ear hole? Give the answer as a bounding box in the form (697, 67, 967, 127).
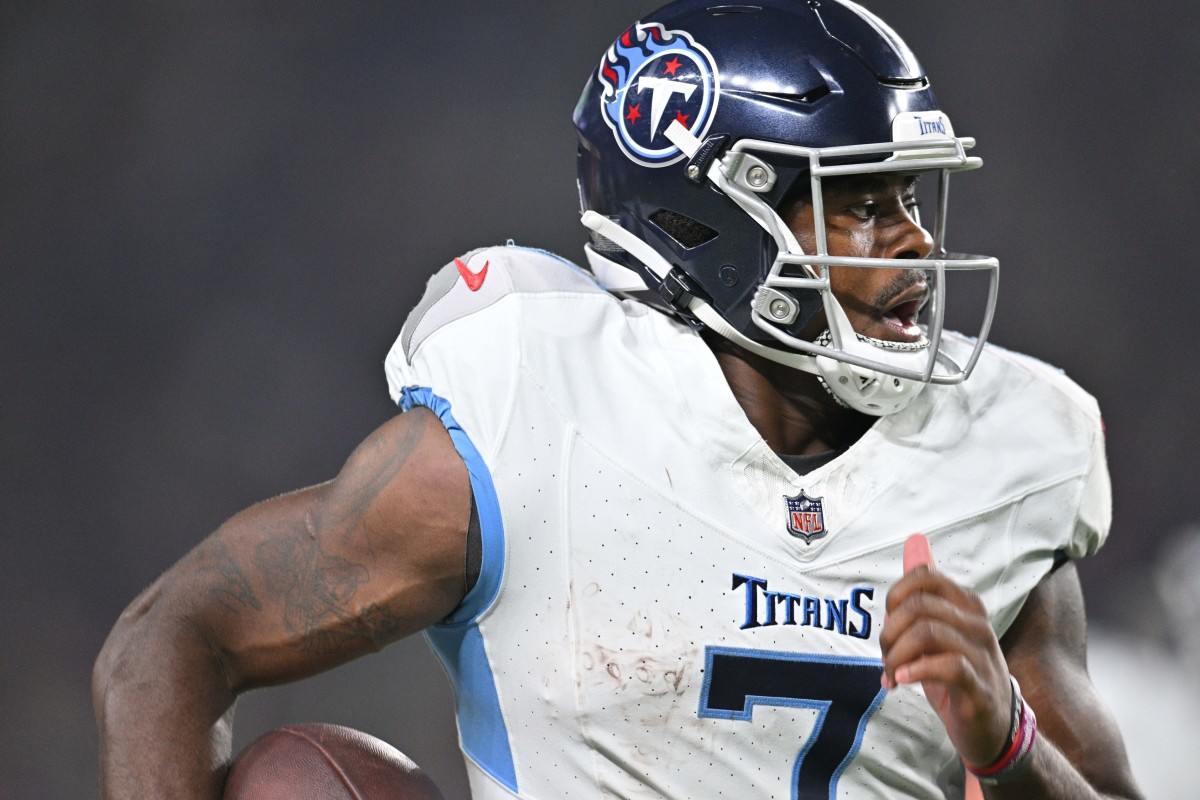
(648, 208, 719, 249)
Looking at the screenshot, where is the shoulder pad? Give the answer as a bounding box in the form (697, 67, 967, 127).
(400, 245, 598, 361)
(980, 341, 1101, 421)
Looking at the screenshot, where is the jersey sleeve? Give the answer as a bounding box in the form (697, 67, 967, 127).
(1066, 416, 1112, 559)
(1002, 346, 1112, 562)
(384, 244, 604, 407)
(382, 245, 603, 629)
(384, 246, 517, 406)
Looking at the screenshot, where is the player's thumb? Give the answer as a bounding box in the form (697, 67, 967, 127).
(903, 533, 935, 574)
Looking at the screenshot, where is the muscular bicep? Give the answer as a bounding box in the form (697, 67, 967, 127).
(1001, 562, 1141, 798)
(161, 407, 470, 691)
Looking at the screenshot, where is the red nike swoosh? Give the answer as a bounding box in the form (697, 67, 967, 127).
(455, 258, 488, 292)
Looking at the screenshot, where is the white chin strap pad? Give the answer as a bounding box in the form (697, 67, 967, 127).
(815, 354, 925, 415)
(815, 298, 929, 415)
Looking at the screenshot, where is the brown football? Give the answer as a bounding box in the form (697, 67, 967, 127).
(223, 723, 447, 800)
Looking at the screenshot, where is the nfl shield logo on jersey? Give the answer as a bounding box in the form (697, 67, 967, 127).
(784, 491, 827, 544)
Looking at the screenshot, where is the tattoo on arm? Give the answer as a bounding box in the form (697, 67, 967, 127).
(198, 540, 262, 613)
(329, 410, 430, 553)
(251, 411, 431, 654)
(252, 529, 408, 654)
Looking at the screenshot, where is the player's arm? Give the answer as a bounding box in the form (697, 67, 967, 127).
(93, 407, 470, 800)
(881, 536, 1142, 799)
(988, 561, 1142, 799)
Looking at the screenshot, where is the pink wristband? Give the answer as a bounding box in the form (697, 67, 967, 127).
(966, 676, 1038, 785)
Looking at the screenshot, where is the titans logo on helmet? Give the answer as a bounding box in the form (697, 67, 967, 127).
(597, 22, 719, 168)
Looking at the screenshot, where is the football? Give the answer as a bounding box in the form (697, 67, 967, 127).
(223, 723, 447, 800)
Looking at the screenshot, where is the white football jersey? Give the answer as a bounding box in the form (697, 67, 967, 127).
(384, 245, 1110, 800)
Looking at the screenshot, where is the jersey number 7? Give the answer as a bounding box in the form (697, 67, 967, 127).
(697, 647, 887, 800)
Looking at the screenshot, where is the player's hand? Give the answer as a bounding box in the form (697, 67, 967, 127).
(879, 534, 1013, 768)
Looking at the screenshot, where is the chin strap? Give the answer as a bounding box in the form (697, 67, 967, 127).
(582, 213, 823, 378)
(580, 208, 931, 417)
(583, 245, 648, 293)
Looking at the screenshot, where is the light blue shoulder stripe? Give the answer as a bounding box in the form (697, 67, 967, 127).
(397, 386, 515, 792)
(506, 242, 600, 283)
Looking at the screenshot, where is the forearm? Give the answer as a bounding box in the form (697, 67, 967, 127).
(94, 586, 237, 800)
(992, 565, 1143, 800)
(981, 734, 1142, 800)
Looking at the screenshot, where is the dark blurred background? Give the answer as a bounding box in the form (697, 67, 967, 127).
(3, 2, 1199, 797)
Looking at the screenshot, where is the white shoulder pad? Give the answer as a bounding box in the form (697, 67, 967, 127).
(397, 245, 600, 362)
(976, 341, 1111, 558)
(1068, 423, 1112, 559)
(982, 341, 1103, 419)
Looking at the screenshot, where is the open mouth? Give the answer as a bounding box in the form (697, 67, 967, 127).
(880, 285, 928, 341)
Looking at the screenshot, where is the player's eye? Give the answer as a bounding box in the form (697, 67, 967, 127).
(847, 202, 878, 221)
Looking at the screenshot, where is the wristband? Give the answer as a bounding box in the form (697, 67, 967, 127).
(965, 675, 1038, 785)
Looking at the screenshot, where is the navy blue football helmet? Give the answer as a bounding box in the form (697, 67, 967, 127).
(574, 0, 998, 415)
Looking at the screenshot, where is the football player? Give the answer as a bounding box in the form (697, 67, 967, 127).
(95, 1, 1142, 798)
